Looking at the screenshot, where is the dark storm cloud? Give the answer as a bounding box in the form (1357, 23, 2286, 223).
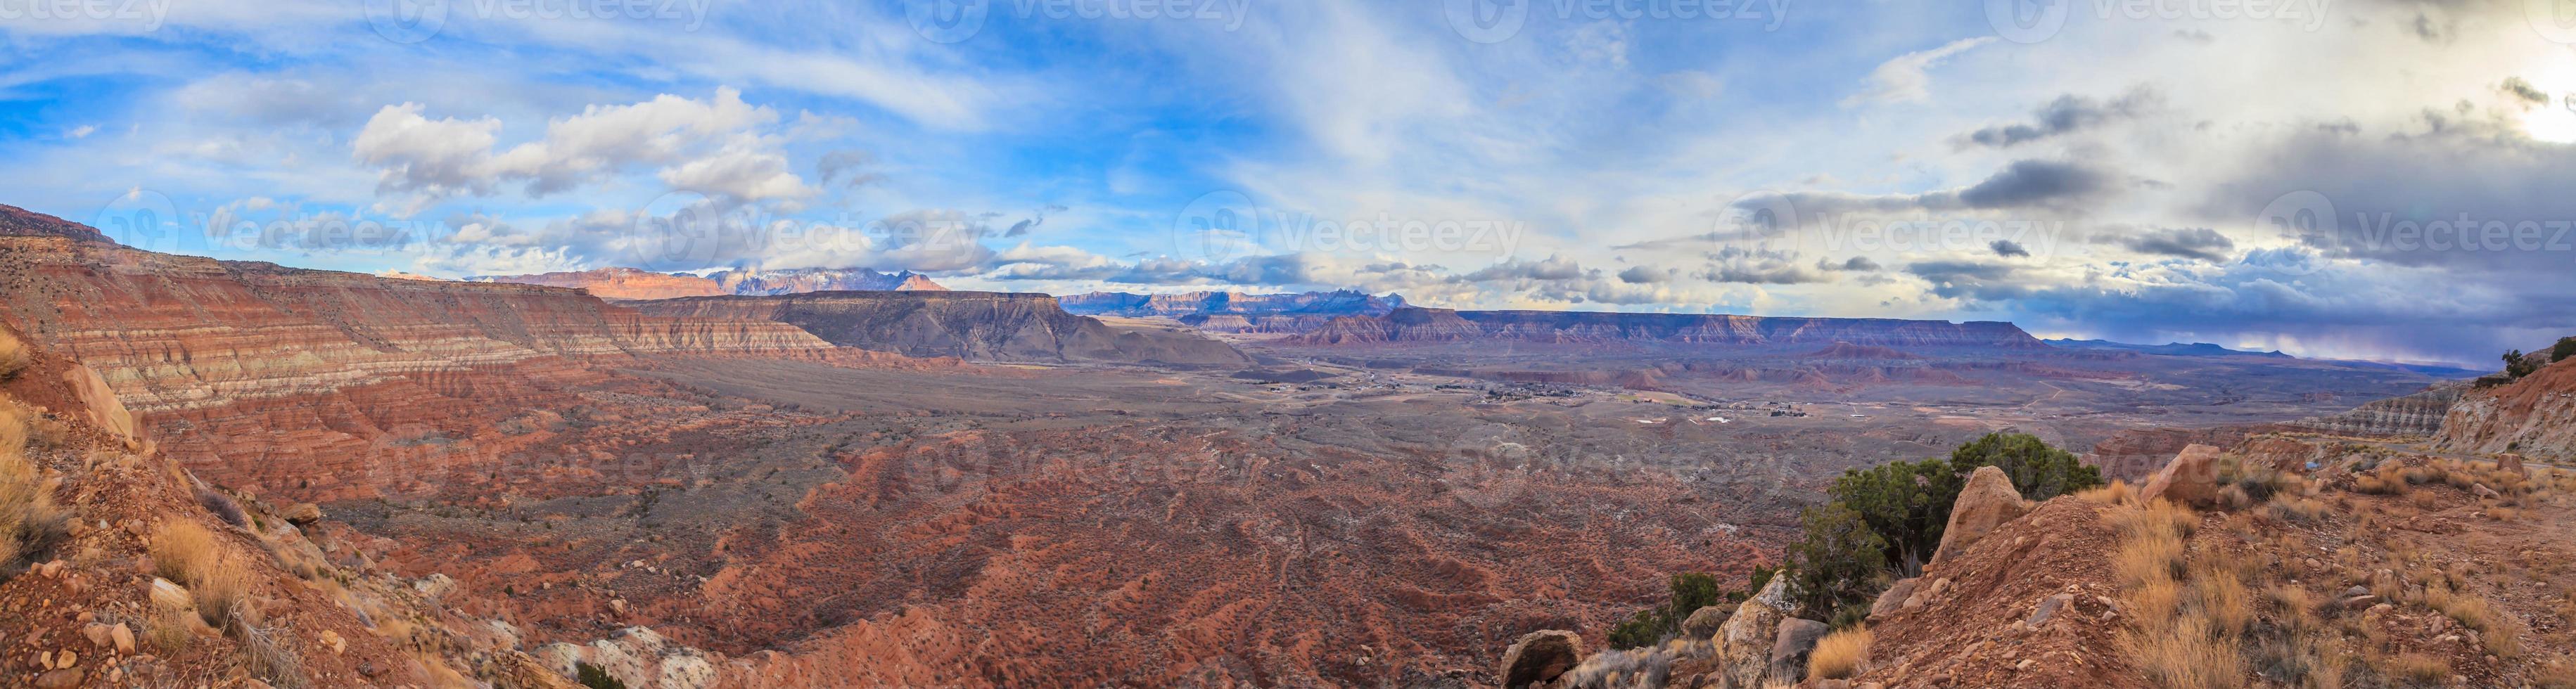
(1746, 160, 2115, 219)
(1989, 240, 2031, 257)
(2117, 226, 2237, 261)
(1816, 256, 1880, 272)
(1617, 265, 1672, 283)
(2500, 77, 2549, 105)
(1958, 89, 2157, 148)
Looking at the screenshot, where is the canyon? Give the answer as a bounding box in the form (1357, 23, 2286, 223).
(0, 201, 2549, 688)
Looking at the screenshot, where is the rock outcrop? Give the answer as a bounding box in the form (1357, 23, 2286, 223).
(2286, 381, 2466, 439)
(1767, 618, 1828, 682)
(2437, 355, 2576, 460)
(1930, 465, 2031, 565)
(1712, 576, 1796, 687)
(635, 291, 1251, 366)
(471, 266, 947, 300)
(1499, 630, 1583, 688)
(2140, 444, 2224, 507)
(1681, 605, 1733, 639)
(1292, 307, 2049, 349)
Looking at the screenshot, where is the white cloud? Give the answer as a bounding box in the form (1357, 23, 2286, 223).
(1842, 37, 1995, 107)
(351, 87, 813, 213)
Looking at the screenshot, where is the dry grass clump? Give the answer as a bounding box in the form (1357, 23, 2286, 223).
(2380, 651, 2449, 684)
(2121, 616, 2241, 689)
(2265, 494, 2330, 524)
(2425, 584, 2521, 658)
(146, 584, 198, 653)
(1, 404, 70, 571)
(1806, 626, 1870, 680)
(230, 612, 309, 688)
(2192, 560, 2255, 637)
(151, 520, 252, 626)
(2354, 464, 2407, 495)
(0, 329, 29, 380)
(2078, 480, 2136, 505)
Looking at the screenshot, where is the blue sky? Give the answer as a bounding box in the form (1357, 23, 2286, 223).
(4, 0, 2574, 365)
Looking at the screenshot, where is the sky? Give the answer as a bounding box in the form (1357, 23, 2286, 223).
(3, 0, 2573, 366)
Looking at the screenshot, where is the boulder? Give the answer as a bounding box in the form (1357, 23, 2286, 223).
(2498, 453, 2525, 476)
(283, 503, 325, 525)
(1869, 578, 1920, 620)
(2026, 593, 2073, 626)
(1768, 618, 1829, 682)
(1498, 630, 1583, 688)
(1715, 576, 1797, 688)
(1930, 465, 2030, 565)
(1681, 605, 1733, 640)
(2141, 444, 2224, 507)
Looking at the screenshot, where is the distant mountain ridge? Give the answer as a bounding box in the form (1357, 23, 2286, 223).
(471, 266, 945, 300)
(633, 291, 1250, 366)
(1059, 290, 1408, 335)
(2043, 338, 2292, 358)
(1058, 290, 1405, 317)
(1294, 307, 2050, 349)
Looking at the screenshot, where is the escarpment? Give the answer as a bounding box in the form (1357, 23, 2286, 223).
(0, 205, 920, 495)
(1293, 307, 2050, 349)
(635, 290, 1251, 366)
(2437, 354, 2576, 459)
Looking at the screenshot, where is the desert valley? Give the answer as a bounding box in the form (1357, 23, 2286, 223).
(2, 202, 2572, 688)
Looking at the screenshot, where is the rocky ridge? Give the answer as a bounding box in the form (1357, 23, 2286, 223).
(471, 266, 947, 301)
(1294, 308, 2050, 349)
(635, 291, 1251, 366)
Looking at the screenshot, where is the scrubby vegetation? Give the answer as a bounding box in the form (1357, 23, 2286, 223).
(1807, 625, 1871, 679)
(0, 328, 29, 380)
(1607, 569, 1776, 649)
(1, 401, 69, 574)
(1828, 432, 2103, 576)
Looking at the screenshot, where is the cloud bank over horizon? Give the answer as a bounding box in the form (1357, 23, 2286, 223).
(5, 0, 2574, 365)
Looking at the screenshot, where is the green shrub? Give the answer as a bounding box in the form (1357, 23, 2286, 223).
(1828, 458, 1961, 575)
(576, 663, 629, 689)
(1828, 432, 2100, 576)
(2551, 337, 2576, 363)
(1790, 503, 1889, 619)
(2505, 350, 2539, 379)
(1946, 432, 2105, 501)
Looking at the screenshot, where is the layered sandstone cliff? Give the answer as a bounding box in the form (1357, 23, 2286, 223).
(2437, 356, 2576, 459)
(1293, 307, 2048, 349)
(0, 205, 894, 494)
(637, 291, 1251, 366)
(1059, 289, 1404, 318)
(2284, 381, 2465, 439)
(472, 266, 946, 301)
